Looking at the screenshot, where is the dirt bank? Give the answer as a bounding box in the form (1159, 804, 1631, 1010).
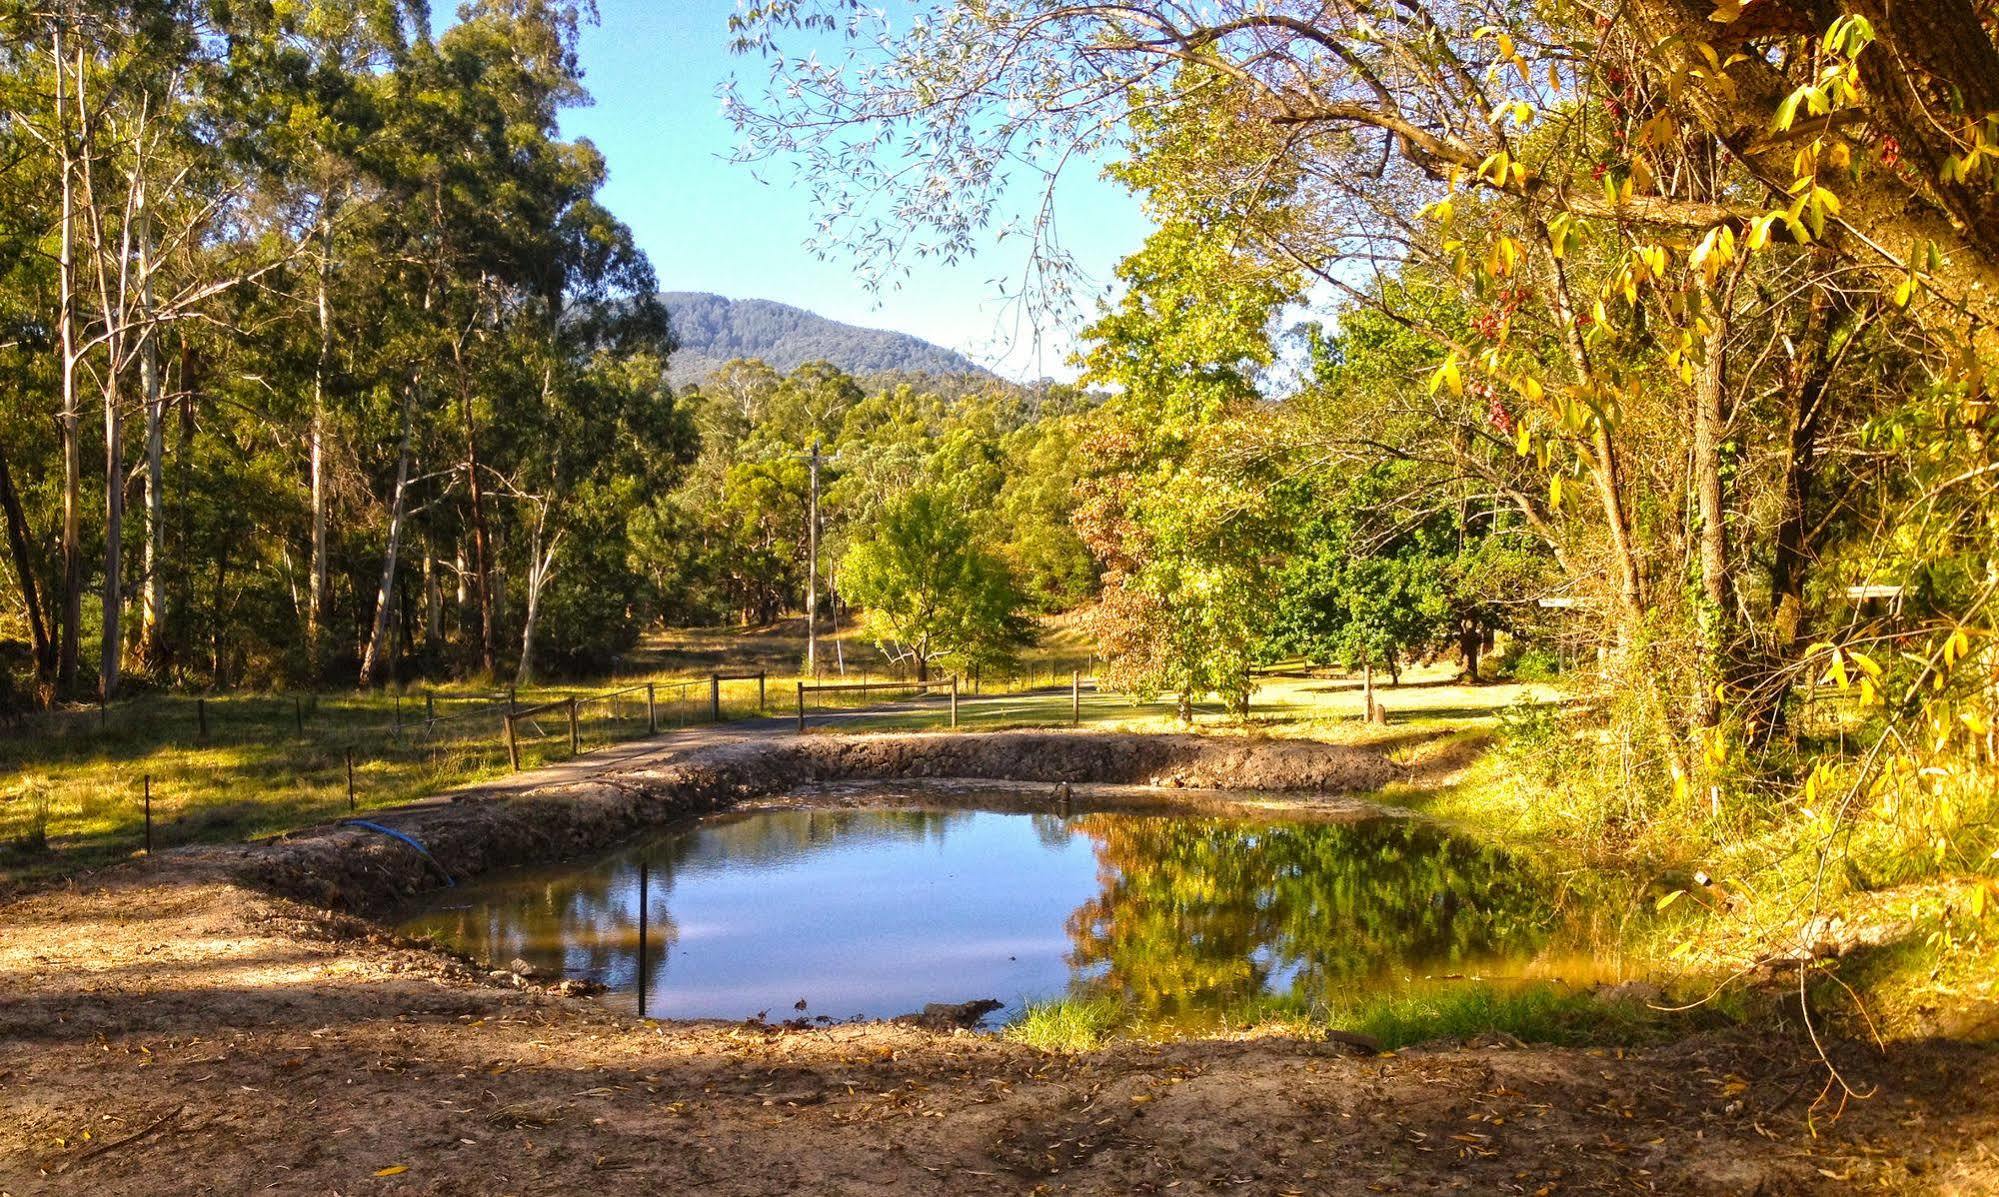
(3, 866, 1996, 1195)
(231, 730, 1398, 913)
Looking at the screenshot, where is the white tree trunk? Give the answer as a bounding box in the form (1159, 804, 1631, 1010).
(139, 198, 165, 669)
(100, 367, 123, 700)
(308, 210, 333, 673)
(359, 391, 413, 685)
(515, 503, 560, 686)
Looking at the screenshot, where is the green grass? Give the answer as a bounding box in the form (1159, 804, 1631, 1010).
(998, 981, 1726, 1054)
(1004, 997, 1124, 1051)
(0, 619, 1127, 889)
(0, 635, 1554, 895)
(1326, 982, 1677, 1050)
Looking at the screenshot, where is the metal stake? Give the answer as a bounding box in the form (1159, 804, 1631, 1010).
(637, 859, 649, 1019)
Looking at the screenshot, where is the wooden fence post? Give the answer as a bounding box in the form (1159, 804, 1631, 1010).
(709, 674, 721, 722)
(1072, 669, 1081, 725)
(143, 775, 152, 855)
(504, 713, 520, 772)
(646, 682, 657, 735)
(196, 698, 208, 743)
(757, 671, 766, 711)
(294, 696, 304, 735)
(568, 697, 580, 756)
(949, 676, 959, 729)
(796, 682, 806, 733)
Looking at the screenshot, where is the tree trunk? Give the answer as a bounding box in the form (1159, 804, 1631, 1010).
(1457, 620, 1483, 683)
(1770, 298, 1839, 652)
(515, 504, 560, 686)
(100, 366, 123, 700)
(1630, 0, 1999, 326)
(423, 548, 443, 655)
(462, 385, 497, 676)
(358, 389, 413, 686)
(1690, 272, 1740, 728)
(138, 201, 166, 671)
(54, 29, 82, 694)
(0, 442, 53, 682)
(1362, 659, 1385, 723)
(1538, 234, 1647, 638)
(307, 211, 334, 677)
(210, 543, 227, 685)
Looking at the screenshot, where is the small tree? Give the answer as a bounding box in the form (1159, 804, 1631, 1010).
(1274, 535, 1449, 717)
(841, 489, 1029, 681)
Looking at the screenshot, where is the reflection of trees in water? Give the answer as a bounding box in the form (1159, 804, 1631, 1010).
(1065, 817, 1550, 1020)
(407, 809, 970, 988)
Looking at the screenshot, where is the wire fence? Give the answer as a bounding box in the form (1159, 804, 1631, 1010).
(1, 658, 1109, 874)
(0, 671, 775, 873)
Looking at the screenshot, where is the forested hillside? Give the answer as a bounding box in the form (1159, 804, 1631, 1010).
(663, 292, 990, 385)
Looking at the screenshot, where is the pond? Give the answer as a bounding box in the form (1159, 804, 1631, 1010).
(397, 788, 1631, 1030)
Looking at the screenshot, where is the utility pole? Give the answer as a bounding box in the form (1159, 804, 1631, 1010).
(805, 439, 821, 678)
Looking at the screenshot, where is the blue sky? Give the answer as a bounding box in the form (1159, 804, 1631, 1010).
(559, 2, 1151, 380)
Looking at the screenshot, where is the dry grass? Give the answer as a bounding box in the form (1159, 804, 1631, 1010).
(0, 624, 1551, 891)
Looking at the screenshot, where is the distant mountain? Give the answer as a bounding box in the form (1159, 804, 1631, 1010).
(662, 291, 991, 387)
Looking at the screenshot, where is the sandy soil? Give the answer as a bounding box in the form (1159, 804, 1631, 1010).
(4, 729, 1997, 1195)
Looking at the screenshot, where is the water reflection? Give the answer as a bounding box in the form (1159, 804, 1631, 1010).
(1065, 816, 1545, 1025)
(398, 801, 1586, 1027)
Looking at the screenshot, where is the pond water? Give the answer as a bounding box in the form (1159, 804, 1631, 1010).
(398, 790, 1628, 1029)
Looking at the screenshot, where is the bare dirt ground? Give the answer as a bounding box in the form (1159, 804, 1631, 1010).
(5, 726, 1997, 1195)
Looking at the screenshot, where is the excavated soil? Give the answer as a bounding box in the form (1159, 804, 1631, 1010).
(4, 729, 1997, 1195)
(234, 729, 1401, 913)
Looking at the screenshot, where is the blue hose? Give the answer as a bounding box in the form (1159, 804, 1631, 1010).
(345, 819, 455, 886)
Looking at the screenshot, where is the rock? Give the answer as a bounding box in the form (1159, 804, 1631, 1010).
(1323, 1029, 1382, 1054)
(896, 999, 1004, 1031)
(508, 957, 541, 979)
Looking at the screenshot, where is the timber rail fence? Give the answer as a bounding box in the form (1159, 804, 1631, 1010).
(796, 676, 961, 733)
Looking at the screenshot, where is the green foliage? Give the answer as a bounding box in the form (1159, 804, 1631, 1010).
(1074, 210, 1299, 718)
(840, 489, 1031, 678)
